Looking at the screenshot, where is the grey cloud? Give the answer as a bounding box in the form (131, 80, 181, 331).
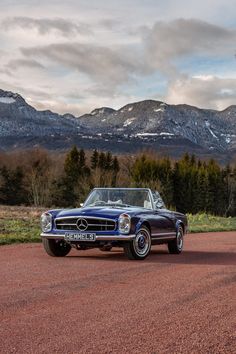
(4, 16, 236, 112)
(0, 49, 7, 58)
(21, 42, 143, 87)
(98, 19, 122, 30)
(0, 68, 12, 77)
(166, 75, 236, 110)
(1, 17, 93, 37)
(19, 18, 236, 93)
(142, 19, 236, 74)
(7, 59, 45, 70)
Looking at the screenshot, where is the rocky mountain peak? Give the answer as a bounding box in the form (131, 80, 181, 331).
(221, 105, 236, 112)
(0, 89, 26, 105)
(0, 89, 235, 162)
(90, 107, 116, 116)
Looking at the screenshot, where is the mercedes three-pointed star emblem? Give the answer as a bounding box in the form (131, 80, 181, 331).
(76, 218, 88, 231)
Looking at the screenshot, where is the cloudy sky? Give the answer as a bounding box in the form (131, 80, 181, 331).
(0, 0, 236, 115)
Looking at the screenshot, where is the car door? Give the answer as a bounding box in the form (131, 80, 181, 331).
(151, 191, 176, 239)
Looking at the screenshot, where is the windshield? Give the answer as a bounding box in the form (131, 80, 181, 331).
(84, 189, 153, 209)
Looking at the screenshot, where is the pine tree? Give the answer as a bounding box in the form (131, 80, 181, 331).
(206, 159, 223, 214)
(112, 156, 120, 174)
(98, 152, 106, 169)
(105, 151, 113, 170)
(50, 146, 91, 207)
(64, 146, 80, 184)
(91, 149, 99, 169)
(173, 161, 184, 212)
(79, 149, 86, 168)
(194, 166, 208, 213)
(0, 166, 27, 205)
(111, 156, 120, 186)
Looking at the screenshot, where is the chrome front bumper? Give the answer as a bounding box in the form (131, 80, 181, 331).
(40, 233, 136, 241)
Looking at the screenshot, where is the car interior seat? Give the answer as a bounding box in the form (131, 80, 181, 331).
(144, 200, 152, 209)
(108, 199, 123, 205)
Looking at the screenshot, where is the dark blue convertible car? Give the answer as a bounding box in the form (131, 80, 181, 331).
(41, 188, 188, 260)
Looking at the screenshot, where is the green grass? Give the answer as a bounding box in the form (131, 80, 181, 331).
(0, 206, 235, 245)
(187, 213, 236, 233)
(0, 206, 43, 245)
(0, 219, 41, 245)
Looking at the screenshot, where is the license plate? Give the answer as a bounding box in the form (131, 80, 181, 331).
(65, 232, 96, 242)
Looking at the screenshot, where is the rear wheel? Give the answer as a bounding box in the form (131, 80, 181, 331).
(168, 226, 184, 254)
(42, 238, 71, 257)
(124, 226, 151, 260)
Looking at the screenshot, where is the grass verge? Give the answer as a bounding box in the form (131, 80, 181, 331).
(0, 206, 43, 245)
(187, 213, 236, 233)
(0, 206, 235, 245)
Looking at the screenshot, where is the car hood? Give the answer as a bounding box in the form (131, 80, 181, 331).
(56, 206, 144, 220)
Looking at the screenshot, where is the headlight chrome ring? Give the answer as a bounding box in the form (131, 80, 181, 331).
(118, 213, 131, 234)
(41, 213, 52, 232)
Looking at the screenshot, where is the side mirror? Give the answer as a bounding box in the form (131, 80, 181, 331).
(155, 200, 163, 209)
(80, 203, 84, 207)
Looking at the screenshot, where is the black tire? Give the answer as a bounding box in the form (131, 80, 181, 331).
(124, 226, 151, 260)
(42, 238, 71, 257)
(168, 226, 184, 254)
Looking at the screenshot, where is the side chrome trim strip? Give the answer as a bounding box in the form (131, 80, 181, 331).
(152, 232, 176, 236)
(152, 236, 176, 240)
(151, 232, 176, 240)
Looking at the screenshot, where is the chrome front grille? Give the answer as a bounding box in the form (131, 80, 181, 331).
(55, 217, 116, 232)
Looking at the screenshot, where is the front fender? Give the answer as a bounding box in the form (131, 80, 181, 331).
(175, 219, 186, 234)
(134, 218, 150, 234)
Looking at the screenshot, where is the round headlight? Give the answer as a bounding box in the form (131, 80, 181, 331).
(118, 213, 131, 234)
(41, 213, 52, 232)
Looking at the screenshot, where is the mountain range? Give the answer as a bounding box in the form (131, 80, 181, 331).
(0, 89, 235, 163)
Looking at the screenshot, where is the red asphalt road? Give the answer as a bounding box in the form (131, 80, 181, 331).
(0, 232, 236, 354)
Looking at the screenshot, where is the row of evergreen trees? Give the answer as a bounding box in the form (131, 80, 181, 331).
(132, 154, 236, 216)
(0, 147, 235, 216)
(50, 147, 120, 206)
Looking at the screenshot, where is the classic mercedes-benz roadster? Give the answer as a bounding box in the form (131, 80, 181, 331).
(41, 188, 187, 260)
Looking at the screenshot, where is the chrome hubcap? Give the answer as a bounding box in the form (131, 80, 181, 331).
(138, 236, 145, 248)
(177, 230, 183, 250)
(134, 230, 150, 256)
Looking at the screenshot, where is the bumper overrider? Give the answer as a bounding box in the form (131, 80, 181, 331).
(40, 233, 136, 241)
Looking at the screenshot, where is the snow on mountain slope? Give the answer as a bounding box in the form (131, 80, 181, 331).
(0, 89, 235, 158)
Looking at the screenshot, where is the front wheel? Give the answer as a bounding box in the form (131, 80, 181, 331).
(42, 238, 71, 257)
(124, 226, 151, 260)
(168, 226, 184, 254)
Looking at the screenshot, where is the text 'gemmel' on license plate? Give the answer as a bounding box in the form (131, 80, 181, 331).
(65, 232, 96, 241)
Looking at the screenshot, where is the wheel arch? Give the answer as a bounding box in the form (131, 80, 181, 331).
(134, 219, 151, 235)
(176, 220, 185, 234)
(139, 220, 151, 235)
